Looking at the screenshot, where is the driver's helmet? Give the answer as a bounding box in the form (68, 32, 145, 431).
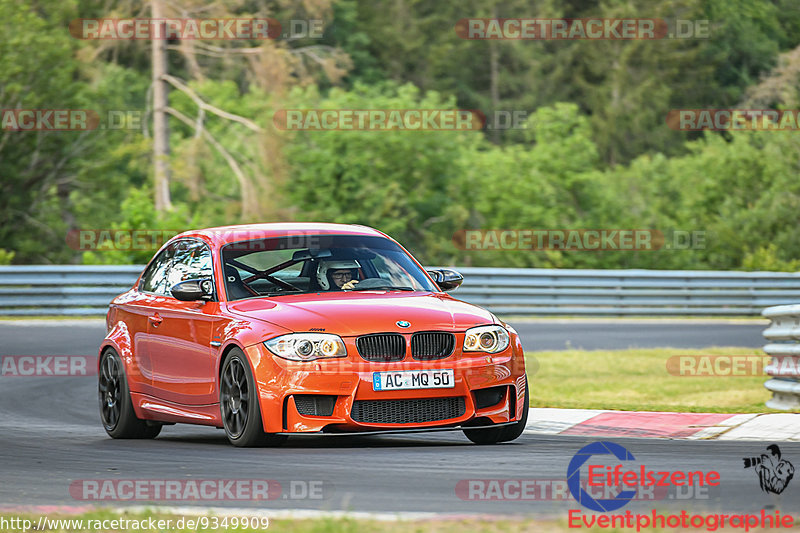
(316, 260, 361, 290)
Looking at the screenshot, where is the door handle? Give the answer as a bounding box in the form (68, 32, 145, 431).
(148, 313, 163, 327)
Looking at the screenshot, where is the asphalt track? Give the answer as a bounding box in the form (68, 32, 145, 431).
(0, 318, 768, 354)
(0, 320, 792, 517)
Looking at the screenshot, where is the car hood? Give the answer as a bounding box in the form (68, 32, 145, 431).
(225, 292, 496, 336)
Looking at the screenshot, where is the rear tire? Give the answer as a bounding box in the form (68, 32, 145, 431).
(220, 348, 286, 448)
(99, 348, 162, 439)
(463, 376, 529, 445)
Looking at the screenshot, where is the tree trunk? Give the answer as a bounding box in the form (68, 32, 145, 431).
(152, 0, 172, 212)
(489, 5, 500, 144)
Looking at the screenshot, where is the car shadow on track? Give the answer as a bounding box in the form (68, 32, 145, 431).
(154, 433, 475, 448)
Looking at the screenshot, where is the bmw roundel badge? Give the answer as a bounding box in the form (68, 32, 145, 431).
(396, 320, 411, 328)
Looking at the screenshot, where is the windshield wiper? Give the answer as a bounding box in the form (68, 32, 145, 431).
(347, 286, 415, 292)
(256, 290, 308, 297)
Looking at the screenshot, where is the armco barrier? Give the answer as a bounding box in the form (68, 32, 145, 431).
(762, 304, 800, 410)
(1, 265, 800, 317)
(0, 265, 143, 316)
(453, 267, 800, 316)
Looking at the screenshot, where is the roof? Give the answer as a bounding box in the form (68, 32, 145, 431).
(175, 222, 387, 247)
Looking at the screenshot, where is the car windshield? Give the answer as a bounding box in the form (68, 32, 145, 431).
(220, 234, 438, 300)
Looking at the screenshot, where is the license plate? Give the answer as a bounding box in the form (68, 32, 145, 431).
(372, 369, 455, 391)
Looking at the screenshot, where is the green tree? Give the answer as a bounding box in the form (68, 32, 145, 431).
(279, 82, 481, 264)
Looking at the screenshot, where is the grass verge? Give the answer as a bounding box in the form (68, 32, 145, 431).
(526, 346, 775, 413)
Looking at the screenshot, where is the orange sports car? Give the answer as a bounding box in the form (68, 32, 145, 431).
(98, 223, 528, 446)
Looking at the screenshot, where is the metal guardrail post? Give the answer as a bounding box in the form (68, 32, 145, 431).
(762, 304, 800, 410)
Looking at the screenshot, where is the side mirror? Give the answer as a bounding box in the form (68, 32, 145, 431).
(427, 269, 464, 292)
(171, 278, 214, 301)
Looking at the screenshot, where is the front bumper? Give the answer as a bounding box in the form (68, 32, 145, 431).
(273, 420, 520, 437)
(244, 335, 527, 434)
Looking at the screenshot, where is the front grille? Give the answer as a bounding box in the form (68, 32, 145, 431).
(351, 397, 466, 424)
(356, 333, 406, 362)
(293, 395, 336, 416)
(411, 332, 455, 360)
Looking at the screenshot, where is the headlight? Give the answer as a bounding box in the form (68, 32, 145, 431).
(463, 325, 510, 354)
(264, 333, 347, 361)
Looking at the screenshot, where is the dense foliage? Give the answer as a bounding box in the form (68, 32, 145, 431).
(2, 0, 799, 269)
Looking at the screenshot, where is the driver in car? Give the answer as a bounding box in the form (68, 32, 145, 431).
(316, 260, 361, 290)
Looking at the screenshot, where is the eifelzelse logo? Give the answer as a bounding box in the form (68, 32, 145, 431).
(567, 441, 721, 512)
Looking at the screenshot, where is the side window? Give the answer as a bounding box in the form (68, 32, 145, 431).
(139, 245, 175, 295)
(167, 240, 213, 290)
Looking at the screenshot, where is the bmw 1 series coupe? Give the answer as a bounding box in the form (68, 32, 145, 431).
(98, 223, 528, 446)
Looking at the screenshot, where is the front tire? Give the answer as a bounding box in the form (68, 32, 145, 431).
(463, 376, 529, 445)
(99, 348, 162, 439)
(220, 348, 286, 447)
